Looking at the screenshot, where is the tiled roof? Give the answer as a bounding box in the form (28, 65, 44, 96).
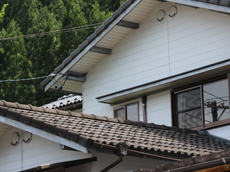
(40, 0, 136, 89)
(0, 100, 229, 159)
(42, 94, 82, 109)
(133, 149, 230, 172)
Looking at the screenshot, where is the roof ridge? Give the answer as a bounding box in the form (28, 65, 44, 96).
(0, 99, 200, 135)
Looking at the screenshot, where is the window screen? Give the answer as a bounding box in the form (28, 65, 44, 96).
(114, 107, 126, 120)
(114, 102, 139, 121)
(203, 79, 230, 124)
(175, 88, 202, 128)
(127, 103, 138, 121)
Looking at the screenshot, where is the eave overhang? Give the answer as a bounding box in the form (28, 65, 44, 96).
(40, 0, 162, 93)
(168, 0, 230, 14)
(97, 59, 230, 105)
(0, 116, 88, 153)
(40, 0, 230, 94)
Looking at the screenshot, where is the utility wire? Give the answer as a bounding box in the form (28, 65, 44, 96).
(0, 74, 56, 83)
(0, 22, 103, 41)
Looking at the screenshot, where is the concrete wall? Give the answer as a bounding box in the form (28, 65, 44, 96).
(0, 127, 91, 172)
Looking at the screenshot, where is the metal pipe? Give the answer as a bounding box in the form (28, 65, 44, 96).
(142, 95, 147, 123)
(100, 155, 124, 172)
(93, 142, 182, 161)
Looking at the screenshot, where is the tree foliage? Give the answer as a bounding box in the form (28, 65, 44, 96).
(0, 0, 125, 106)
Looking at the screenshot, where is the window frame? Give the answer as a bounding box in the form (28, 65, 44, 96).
(113, 102, 139, 121)
(171, 75, 230, 130)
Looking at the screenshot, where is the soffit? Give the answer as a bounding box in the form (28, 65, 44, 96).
(0, 122, 11, 138)
(42, 0, 162, 93)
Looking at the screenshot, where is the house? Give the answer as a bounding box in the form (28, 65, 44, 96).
(0, 100, 230, 172)
(41, 0, 230, 137)
(42, 94, 83, 112)
(1, 0, 230, 171)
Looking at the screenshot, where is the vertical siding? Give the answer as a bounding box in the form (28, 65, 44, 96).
(91, 152, 171, 172)
(0, 127, 91, 172)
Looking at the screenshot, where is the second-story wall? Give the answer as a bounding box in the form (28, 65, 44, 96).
(83, 1, 230, 122)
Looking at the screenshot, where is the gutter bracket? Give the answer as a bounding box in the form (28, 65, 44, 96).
(100, 142, 127, 172)
(222, 157, 230, 168)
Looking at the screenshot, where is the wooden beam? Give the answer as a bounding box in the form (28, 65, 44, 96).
(194, 164, 230, 172)
(90, 46, 112, 55)
(63, 71, 86, 82)
(117, 20, 139, 29)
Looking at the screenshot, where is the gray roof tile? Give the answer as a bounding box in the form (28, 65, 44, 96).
(0, 100, 230, 159)
(42, 94, 82, 109)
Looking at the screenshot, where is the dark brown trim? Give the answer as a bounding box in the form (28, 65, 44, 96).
(142, 95, 147, 123)
(113, 102, 139, 121)
(172, 74, 230, 130)
(20, 157, 97, 172)
(195, 118, 230, 130)
(97, 59, 230, 101)
(49, 88, 82, 95)
(170, 91, 174, 127)
(172, 75, 226, 93)
(90, 142, 182, 161)
(113, 105, 126, 119)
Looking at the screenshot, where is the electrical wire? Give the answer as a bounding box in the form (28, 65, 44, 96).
(0, 22, 103, 41)
(0, 74, 56, 83)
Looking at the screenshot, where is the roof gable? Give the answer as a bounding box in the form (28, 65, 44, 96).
(40, 0, 230, 94)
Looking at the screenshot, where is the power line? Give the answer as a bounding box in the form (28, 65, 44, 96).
(0, 74, 56, 83)
(0, 22, 103, 41)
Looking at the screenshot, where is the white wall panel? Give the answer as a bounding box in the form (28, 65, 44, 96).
(83, 2, 230, 120)
(0, 127, 91, 172)
(147, 91, 171, 126)
(208, 125, 230, 141)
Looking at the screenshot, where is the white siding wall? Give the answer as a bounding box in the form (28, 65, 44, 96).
(92, 152, 170, 172)
(0, 127, 91, 172)
(208, 125, 230, 141)
(147, 91, 171, 126)
(83, 2, 230, 121)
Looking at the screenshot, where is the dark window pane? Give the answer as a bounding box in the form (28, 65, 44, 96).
(177, 88, 201, 112)
(127, 103, 138, 121)
(176, 88, 202, 129)
(114, 108, 125, 120)
(203, 79, 229, 124)
(178, 109, 202, 128)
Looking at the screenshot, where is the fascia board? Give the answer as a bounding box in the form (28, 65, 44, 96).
(0, 116, 88, 153)
(44, 0, 142, 92)
(166, 0, 230, 13)
(97, 59, 230, 104)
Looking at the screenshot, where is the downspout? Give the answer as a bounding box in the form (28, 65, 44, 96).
(142, 95, 147, 123)
(100, 155, 124, 172)
(100, 142, 127, 172)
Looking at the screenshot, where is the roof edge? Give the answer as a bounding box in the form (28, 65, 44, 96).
(40, 0, 139, 91)
(0, 115, 88, 153)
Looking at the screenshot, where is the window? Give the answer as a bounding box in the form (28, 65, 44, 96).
(172, 76, 230, 129)
(114, 102, 139, 121)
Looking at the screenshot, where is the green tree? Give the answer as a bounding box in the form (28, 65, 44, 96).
(0, 20, 36, 104)
(0, 4, 8, 23)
